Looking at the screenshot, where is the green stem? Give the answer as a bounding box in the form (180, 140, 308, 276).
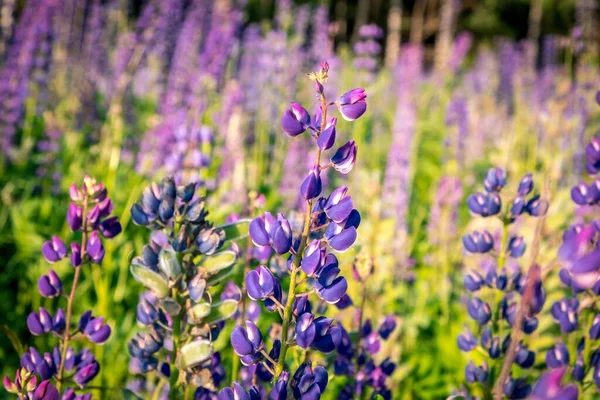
(492, 222, 510, 336)
(56, 195, 89, 392)
(170, 219, 185, 399)
(496, 222, 509, 272)
(583, 312, 595, 377)
(169, 289, 182, 400)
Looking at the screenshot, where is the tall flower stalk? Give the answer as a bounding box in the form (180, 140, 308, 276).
(458, 168, 548, 399)
(128, 177, 249, 398)
(225, 62, 365, 398)
(4, 176, 122, 399)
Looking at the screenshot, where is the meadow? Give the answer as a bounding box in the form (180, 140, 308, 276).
(0, 0, 599, 399)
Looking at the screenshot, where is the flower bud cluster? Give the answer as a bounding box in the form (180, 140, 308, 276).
(128, 177, 245, 398)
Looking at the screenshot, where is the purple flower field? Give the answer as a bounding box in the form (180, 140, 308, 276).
(1, 0, 600, 399)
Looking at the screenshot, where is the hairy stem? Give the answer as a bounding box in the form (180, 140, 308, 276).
(56, 195, 89, 392)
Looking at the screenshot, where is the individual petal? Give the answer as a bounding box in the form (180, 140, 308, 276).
(328, 226, 357, 252)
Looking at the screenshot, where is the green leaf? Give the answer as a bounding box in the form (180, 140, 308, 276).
(217, 219, 250, 241)
(189, 302, 211, 321)
(180, 339, 213, 369)
(0, 325, 25, 355)
(130, 264, 169, 298)
(205, 265, 234, 286)
(203, 299, 239, 325)
(197, 251, 236, 274)
(158, 248, 182, 279)
(121, 389, 143, 400)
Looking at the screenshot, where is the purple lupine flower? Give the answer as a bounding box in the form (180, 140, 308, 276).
(86, 231, 105, 264)
(282, 103, 311, 137)
(445, 95, 469, 165)
(324, 213, 359, 252)
(269, 372, 288, 400)
(41, 236, 67, 263)
(518, 173, 534, 196)
(32, 380, 59, 400)
(27, 308, 54, 336)
(20, 347, 55, 380)
(330, 141, 357, 174)
(546, 343, 569, 369)
(73, 361, 100, 387)
(292, 364, 329, 399)
(18, 177, 121, 395)
(457, 327, 477, 352)
(231, 321, 263, 358)
(249, 212, 293, 255)
(81, 316, 111, 344)
(464, 270, 484, 292)
(312, 317, 341, 353)
(323, 187, 354, 223)
(530, 368, 578, 400)
(550, 298, 579, 333)
(245, 266, 276, 301)
(448, 32, 473, 73)
(70, 243, 82, 268)
(462, 231, 494, 253)
(514, 344, 535, 368)
(317, 117, 337, 150)
(382, 45, 423, 269)
(227, 63, 366, 398)
(464, 361, 488, 384)
(353, 24, 383, 79)
(467, 192, 502, 217)
(507, 236, 526, 258)
(483, 167, 507, 193)
(315, 262, 348, 304)
(335, 89, 367, 121)
(503, 376, 531, 399)
(300, 166, 322, 200)
(301, 240, 324, 276)
(296, 313, 317, 350)
(38, 270, 62, 298)
(218, 382, 260, 400)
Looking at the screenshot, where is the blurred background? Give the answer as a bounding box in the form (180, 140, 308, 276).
(0, 0, 599, 398)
